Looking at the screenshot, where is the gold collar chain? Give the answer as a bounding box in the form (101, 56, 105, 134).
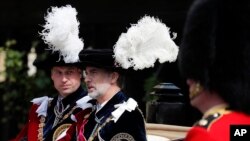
(88, 116, 113, 141)
(37, 106, 77, 141)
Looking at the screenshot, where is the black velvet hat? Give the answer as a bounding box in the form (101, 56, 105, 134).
(34, 51, 83, 70)
(36, 5, 84, 70)
(178, 0, 250, 113)
(79, 49, 123, 72)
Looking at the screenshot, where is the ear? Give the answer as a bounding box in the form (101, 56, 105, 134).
(111, 72, 119, 84)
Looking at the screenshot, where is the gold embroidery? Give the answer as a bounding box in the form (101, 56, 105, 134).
(36, 104, 77, 141)
(110, 133, 135, 141)
(38, 116, 45, 141)
(53, 124, 71, 141)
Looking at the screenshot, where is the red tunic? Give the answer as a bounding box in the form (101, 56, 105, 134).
(185, 107, 250, 141)
(11, 104, 92, 141)
(10, 104, 40, 141)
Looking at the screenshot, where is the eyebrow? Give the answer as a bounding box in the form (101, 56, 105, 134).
(53, 67, 77, 71)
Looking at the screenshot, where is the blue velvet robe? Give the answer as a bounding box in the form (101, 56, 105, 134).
(84, 91, 147, 141)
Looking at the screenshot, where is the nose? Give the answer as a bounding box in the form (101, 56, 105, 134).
(84, 75, 90, 83)
(61, 75, 68, 82)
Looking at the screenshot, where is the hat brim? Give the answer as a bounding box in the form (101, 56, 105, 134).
(34, 51, 84, 70)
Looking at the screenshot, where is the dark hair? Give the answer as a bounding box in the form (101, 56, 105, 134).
(105, 69, 125, 89)
(117, 74, 125, 89)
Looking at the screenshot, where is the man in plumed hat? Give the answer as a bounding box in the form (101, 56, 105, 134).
(59, 15, 179, 141)
(75, 49, 147, 141)
(11, 5, 93, 141)
(178, 0, 250, 140)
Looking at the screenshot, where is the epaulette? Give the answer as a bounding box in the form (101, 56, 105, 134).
(195, 112, 222, 129)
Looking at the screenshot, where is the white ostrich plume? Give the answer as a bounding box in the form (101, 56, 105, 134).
(113, 16, 179, 70)
(40, 5, 84, 63)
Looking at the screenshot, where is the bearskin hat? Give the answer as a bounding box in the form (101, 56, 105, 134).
(178, 0, 250, 114)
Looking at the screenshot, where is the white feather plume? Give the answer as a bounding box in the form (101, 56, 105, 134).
(40, 5, 84, 63)
(113, 16, 179, 70)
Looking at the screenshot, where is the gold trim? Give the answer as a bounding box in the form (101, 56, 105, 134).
(88, 116, 112, 141)
(110, 133, 135, 141)
(36, 101, 77, 141)
(38, 116, 45, 141)
(203, 104, 230, 118)
(53, 124, 71, 141)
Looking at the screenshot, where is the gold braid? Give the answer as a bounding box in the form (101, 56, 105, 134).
(88, 116, 113, 141)
(37, 105, 77, 141)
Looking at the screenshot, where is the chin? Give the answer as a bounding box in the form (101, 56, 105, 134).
(88, 91, 100, 99)
(60, 90, 73, 97)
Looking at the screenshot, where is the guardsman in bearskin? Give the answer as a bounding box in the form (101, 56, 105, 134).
(11, 5, 93, 141)
(178, 0, 250, 141)
(74, 15, 179, 141)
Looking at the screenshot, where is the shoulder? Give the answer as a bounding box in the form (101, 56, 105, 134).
(194, 112, 223, 129)
(123, 107, 145, 120)
(30, 96, 53, 117)
(112, 97, 144, 122)
(187, 110, 250, 141)
(31, 96, 53, 105)
(195, 111, 250, 130)
(115, 107, 146, 131)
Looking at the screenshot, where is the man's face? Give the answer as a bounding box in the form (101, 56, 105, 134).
(51, 66, 82, 97)
(84, 66, 112, 99)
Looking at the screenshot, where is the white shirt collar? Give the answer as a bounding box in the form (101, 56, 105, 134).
(96, 101, 108, 113)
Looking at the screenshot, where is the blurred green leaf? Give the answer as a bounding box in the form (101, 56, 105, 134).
(0, 39, 54, 130)
(143, 74, 159, 102)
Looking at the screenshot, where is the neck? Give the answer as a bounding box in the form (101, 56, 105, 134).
(97, 85, 121, 104)
(203, 103, 229, 117)
(199, 93, 227, 114)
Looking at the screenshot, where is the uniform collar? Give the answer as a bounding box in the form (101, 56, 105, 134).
(203, 104, 229, 118)
(96, 101, 108, 113)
